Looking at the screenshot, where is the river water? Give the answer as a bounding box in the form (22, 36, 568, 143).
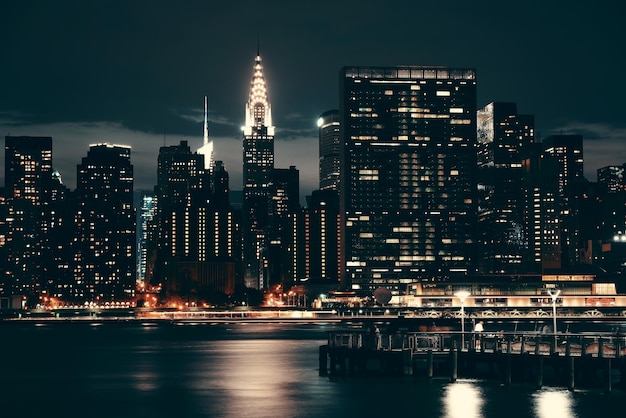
(0, 320, 623, 417)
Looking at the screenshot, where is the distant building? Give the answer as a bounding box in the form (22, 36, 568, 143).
(242, 53, 275, 290)
(151, 141, 236, 302)
(2, 136, 67, 301)
(542, 134, 585, 269)
(597, 165, 626, 194)
(74, 143, 136, 301)
(318, 110, 341, 191)
(269, 166, 301, 289)
(339, 66, 478, 294)
(137, 191, 156, 282)
(305, 189, 341, 284)
(477, 102, 535, 273)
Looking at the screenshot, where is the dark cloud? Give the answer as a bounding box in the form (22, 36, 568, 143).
(1, 0, 624, 200)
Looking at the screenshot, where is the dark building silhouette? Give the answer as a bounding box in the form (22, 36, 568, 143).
(242, 53, 275, 290)
(339, 66, 478, 294)
(151, 141, 236, 304)
(597, 164, 626, 194)
(477, 103, 535, 273)
(74, 143, 135, 301)
(542, 134, 585, 270)
(318, 110, 341, 191)
(305, 189, 341, 284)
(2, 136, 68, 302)
(268, 166, 301, 290)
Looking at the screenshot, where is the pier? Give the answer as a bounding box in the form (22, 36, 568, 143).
(319, 330, 626, 392)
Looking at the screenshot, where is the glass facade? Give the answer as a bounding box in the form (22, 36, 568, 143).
(339, 66, 478, 293)
(477, 103, 535, 273)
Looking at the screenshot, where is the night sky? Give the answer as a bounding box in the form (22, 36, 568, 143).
(1, 0, 624, 202)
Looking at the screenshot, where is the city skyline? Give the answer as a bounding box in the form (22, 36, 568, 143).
(1, 1, 625, 202)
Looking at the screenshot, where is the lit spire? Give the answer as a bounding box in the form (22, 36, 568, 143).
(203, 95, 209, 145)
(197, 95, 214, 170)
(244, 54, 274, 136)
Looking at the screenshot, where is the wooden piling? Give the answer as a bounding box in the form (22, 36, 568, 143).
(450, 344, 458, 382)
(504, 337, 512, 386)
(535, 337, 543, 389)
(604, 358, 612, 394)
(427, 349, 434, 378)
(319, 345, 328, 376)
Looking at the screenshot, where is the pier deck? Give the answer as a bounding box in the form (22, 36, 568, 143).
(320, 330, 626, 392)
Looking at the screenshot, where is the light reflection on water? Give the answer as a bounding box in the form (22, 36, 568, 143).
(0, 322, 622, 418)
(442, 380, 484, 418)
(532, 388, 577, 418)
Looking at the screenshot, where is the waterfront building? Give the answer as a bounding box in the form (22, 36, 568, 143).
(477, 103, 535, 274)
(242, 53, 275, 290)
(318, 110, 341, 191)
(75, 143, 136, 301)
(2, 136, 69, 300)
(339, 66, 478, 294)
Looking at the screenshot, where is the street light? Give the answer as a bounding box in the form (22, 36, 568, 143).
(548, 289, 561, 346)
(454, 290, 471, 350)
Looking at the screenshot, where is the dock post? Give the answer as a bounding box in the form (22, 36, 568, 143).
(319, 345, 328, 376)
(329, 352, 337, 376)
(403, 349, 413, 376)
(535, 336, 543, 389)
(566, 341, 575, 391)
(427, 349, 434, 378)
(604, 358, 612, 394)
(450, 342, 458, 382)
(504, 336, 512, 386)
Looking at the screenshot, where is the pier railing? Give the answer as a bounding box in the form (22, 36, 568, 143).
(328, 330, 626, 358)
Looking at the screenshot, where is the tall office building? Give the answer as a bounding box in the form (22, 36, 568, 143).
(2, 136, 63, 299)
(339, 66, 478, 294)
(75, 143, 135, 301)
(269, 166, 301, 289)
(597, 165, 626, 194)
(137, 192, 156, 283)
(5, 136, 53, 203)
(542, 135, 585, 269)
(305, 189, 341, 283)
(318, 110, 341, 191)
(477, 103, 535, 273)
(242, 53, 275, 289)
(152, 141, 236, 301)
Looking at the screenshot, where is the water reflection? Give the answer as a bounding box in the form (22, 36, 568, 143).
(442, 380, 484, 418)
(532, 388, 577, 418)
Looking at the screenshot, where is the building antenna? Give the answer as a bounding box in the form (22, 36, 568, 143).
(257, 27, 260, 56)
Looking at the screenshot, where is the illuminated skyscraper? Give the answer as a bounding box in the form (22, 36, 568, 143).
(197, 96, 215, 171)
(318, 110, 341, 191)
(75, 143, 135, 301)
(477, 103, 535, 273)
(152, 141, 236, 300)
(2, 136, 65, 299)
(542, 134, 585, 269)
(242, 53, 275, 289)
(339, 66, 478, 294)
